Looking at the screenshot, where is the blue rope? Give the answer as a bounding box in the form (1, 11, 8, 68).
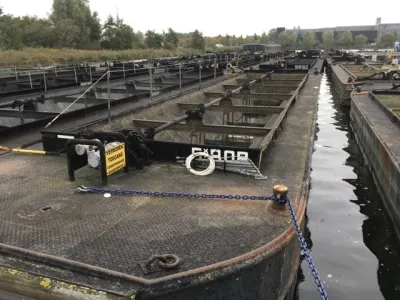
(77, 185, 328, 300)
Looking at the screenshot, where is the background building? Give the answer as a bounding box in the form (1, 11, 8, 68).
(285, 18, 400, 43)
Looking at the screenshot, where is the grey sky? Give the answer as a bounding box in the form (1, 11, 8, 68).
(2, 0, 398, 36)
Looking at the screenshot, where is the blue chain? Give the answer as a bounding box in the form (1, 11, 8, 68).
(285, 195, 328, 300)
(77, 185, 286, 203)
(77, 186, 328, 300)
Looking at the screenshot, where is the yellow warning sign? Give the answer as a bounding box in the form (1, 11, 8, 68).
(105, 143, 126, 176)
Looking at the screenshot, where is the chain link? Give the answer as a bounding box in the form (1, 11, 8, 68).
(285, 196, 328, 300)
(77, 185, 327, 299)
(77, 185, 286, 203)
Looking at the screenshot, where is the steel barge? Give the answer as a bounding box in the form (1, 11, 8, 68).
(0, 58, 324, 299)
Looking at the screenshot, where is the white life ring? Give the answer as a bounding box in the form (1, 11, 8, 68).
(185, 152, 215, 176)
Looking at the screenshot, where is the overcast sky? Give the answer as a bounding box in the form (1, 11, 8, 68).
(2, 0, 399, 36)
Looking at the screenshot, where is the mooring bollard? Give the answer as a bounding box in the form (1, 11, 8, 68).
(269, 184, 289, 213)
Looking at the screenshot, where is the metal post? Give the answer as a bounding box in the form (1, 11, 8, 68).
(199, 62, 202, 90)
(89, 64, 92, 83)
(84, 62, 87, 72)
(149, 66, 153, 101)
(43, 69, 47, 92)
(214, 57, 217, 80)
(123, 62, 126, 78)
(28, 72, 33, 89)
(15, 66, 18, 82)
(18, 105, 24, 124)
(179, 63, 182, 96)
(55, 66, 57, 77)
(74, 65, 77, 83)
(107, 71, 111, 124)
(84, 93, 88, 124)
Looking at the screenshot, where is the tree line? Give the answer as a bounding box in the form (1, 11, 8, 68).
(270, 29, 399, 50)
(0, 1, 398, 52)
(0, 0, 206, 51)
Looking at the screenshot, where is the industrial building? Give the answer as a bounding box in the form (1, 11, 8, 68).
(285, 18, 400, 43)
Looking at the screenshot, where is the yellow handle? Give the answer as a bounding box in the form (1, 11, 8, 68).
(11, 149, 46, 155)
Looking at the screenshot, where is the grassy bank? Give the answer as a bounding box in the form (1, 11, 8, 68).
(0, 47, 207, 67)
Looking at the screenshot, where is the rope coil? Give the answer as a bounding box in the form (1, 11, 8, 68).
(185, 152, 216, 176)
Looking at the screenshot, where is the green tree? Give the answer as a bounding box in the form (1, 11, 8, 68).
(379, 32, 396, 47)
(190, 30, 205, 50)
(322, 31, 334, 49)
(224, 34, 230, 46)
(144, 30, 163, 49)
(0, 14, 23, 50)
(278, 31, 297, 49)
(261, 31, 267, 43)
(267, 29, 277, 42)
(18, 17, 55, 48)
(101, 16, 137, 50)
(163, 28, 179, 49)
(50, 0, 101, 48)
(237, 35, 245, 45)
(335, 31, 353, 48)
(303, 31, 317, 49)
(136, 31, 144, 42)
(354, 34, 368, 48)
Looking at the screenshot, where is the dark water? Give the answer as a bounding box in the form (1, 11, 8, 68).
(295, 73, 400, 300)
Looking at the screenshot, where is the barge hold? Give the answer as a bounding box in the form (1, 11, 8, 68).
(329, 51, 399, 107)
(349, 83, 400, 238)
(0, 60, 324, 299)
(0, 64, 225, 135)
(0, 52, 265, 99)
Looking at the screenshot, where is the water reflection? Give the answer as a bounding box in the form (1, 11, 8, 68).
(295, 72, 400, 300)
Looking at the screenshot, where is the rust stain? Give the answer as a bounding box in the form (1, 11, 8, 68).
(0, 160, 25, 174)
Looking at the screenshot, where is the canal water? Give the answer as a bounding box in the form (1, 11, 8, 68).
(295, 73, 400, 300)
